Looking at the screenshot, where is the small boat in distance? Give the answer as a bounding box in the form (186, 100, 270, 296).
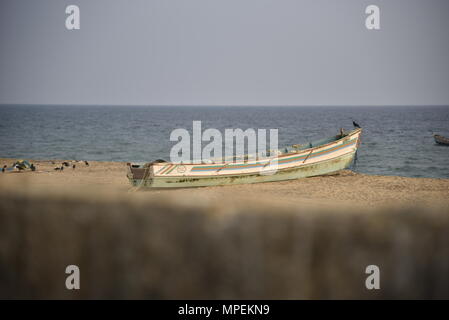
(127, 128, 362, 188)
(434, 134, 449, 146)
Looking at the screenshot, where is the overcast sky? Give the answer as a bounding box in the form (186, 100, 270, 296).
(0, 0, 448, 106)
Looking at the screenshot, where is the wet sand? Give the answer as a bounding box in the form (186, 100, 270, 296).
(1, 158, 448, 208)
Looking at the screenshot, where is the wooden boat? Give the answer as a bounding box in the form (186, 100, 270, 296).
(127, 128, 362, 188)
(434, 134, 449, 146)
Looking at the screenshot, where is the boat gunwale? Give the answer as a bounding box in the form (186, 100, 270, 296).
(190, 138, 358, 171)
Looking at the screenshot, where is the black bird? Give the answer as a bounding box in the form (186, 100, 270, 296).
(54, 167, 61, 171)
(352, 120, 361, 128)
(84, 161, 89, 166)
(72, 164, 76, 169)
(2, 165, 6, 172)
(62, 161, 70, 167)
(30, 164, 36, 171)
(60, 165, 64, 171)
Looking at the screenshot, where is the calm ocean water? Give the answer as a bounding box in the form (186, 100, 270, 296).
(0, 105, 448, 178)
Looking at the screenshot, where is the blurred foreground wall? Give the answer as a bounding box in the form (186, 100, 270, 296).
(0, 189, 448, 299)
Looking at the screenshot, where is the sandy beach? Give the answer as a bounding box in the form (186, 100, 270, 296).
(1, 158, 449, 208)
(1, 157, 449, 299)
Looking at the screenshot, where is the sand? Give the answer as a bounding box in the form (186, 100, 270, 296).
(1, 158, 449, 299)
(1, 157, 448, 208)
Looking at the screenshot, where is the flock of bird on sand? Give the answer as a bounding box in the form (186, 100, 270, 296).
(52, 160, 89, 171)
(1, 160, 90, 173)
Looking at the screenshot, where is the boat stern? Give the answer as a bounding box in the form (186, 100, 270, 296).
(126, 163, 154, 187)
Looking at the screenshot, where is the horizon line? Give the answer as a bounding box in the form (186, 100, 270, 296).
(1, 103, 449, 108)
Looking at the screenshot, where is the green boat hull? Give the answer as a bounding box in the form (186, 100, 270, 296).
(129, 151, 356, 188)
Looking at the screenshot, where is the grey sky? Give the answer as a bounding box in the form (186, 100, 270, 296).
(0, 0, 448, 106)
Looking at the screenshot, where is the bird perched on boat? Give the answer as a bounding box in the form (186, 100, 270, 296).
(352, 120, 361, 128)
(84, 161, 89, 166)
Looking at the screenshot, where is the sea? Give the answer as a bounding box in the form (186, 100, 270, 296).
(0, 105, 448, 179)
